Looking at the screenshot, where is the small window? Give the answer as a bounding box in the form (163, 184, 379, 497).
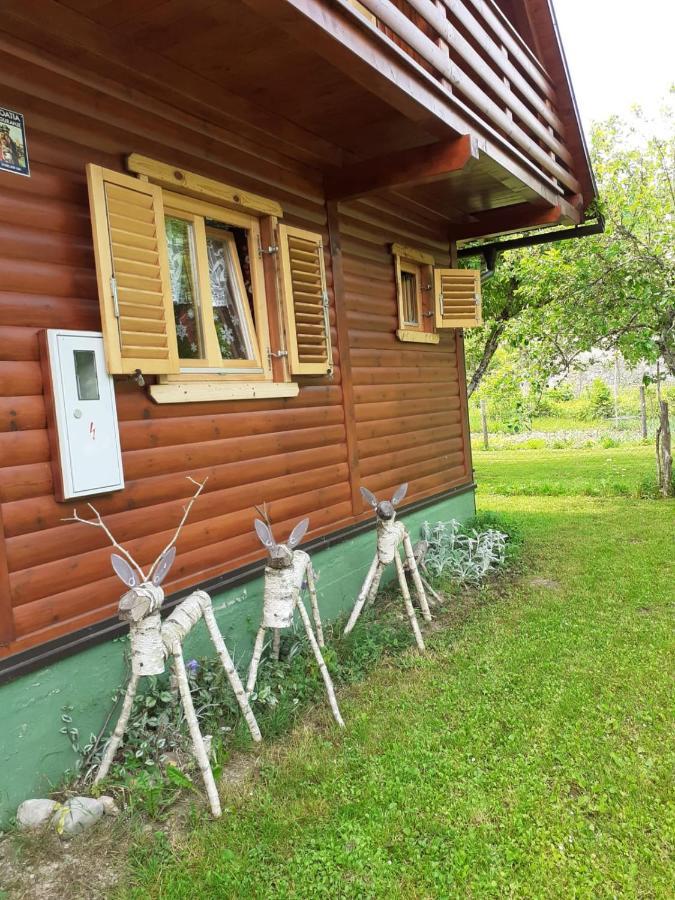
(391, 243, 439, 344)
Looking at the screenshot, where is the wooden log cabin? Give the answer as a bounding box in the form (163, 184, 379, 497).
(0, 0, 596, 819)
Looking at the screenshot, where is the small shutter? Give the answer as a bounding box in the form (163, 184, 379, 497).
(278, 224, 333, 375)
(433, 268, 482, 328)
(86, 164, 179, 375)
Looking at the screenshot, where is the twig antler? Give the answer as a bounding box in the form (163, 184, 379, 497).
(63, 476, 208, 583)
(63, 505, 146, 581)
(147, 476, 208, 579)
(254, 501, 275, 541)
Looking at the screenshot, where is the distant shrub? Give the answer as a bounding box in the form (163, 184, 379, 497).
(522, 438, 546, 449)
(584, 379, 614, 420)
(600, 436, 619, 448)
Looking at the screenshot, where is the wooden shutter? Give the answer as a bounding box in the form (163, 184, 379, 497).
(433, 268, 482, 328)
(278, 224, 333, 375)
(86, 164, 179, 375)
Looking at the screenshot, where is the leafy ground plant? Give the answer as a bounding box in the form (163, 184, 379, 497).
(59, 607, 416, 818)
(421, 518, 509, 583)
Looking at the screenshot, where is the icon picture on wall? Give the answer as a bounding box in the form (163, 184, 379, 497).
(0, 107, 29, 177)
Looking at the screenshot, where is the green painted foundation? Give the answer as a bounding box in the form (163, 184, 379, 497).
(0, 489, 475, 825)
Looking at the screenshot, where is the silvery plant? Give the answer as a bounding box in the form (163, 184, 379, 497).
(421, 520, 509, 584)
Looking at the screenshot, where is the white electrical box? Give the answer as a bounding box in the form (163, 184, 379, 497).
(41, 329, 124, 501)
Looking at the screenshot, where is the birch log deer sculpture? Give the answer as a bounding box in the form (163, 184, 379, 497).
(344, 484, 431, 651)
(246, 516, 345, 728)
(64, 477, 261, 818)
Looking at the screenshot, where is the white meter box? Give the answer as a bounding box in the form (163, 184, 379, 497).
(40, 330, 124, 501)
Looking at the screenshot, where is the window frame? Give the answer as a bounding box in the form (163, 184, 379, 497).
(158, 191, 273, 384)
(391, 243, 439, 345)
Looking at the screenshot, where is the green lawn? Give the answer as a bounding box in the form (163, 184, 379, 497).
(123, 451, 674, 898)
(474, 444, 657, 498)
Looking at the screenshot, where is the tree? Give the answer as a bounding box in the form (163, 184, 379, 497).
(465, 94, 675, 396)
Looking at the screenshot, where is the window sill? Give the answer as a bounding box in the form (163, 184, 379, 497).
(149, 381, 299, 403)
(396, 329, 440, 344)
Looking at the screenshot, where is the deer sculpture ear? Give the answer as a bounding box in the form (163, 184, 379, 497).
(391, 483, 408, 506)
(152, 546, 176, 586)
(111, 554, 139, 588)
(360, 487, 378, 509)
(287, 517, 309, 549)
(254, 519, 276, 549)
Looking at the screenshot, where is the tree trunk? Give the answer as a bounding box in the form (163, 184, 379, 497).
(467, 321, 506, 398)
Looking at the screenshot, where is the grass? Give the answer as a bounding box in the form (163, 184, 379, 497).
(473, 444, 658, 498)
(120, 449, 674, 899)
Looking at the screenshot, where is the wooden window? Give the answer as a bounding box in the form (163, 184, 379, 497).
(86, 161, 316, 402)
(278, 225, 333, 376)
(433, 268, 482, 328)
(86, 165, 179, 375)
(391, 243, 439, 344)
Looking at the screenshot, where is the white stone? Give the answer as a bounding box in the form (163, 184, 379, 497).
(52, 796, 105, 838)
(16, 799, 60, 830)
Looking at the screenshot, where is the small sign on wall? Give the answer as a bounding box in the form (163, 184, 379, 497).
(0, 107, 29, 177)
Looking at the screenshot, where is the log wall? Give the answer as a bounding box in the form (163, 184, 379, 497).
(0, 53, 472, 658)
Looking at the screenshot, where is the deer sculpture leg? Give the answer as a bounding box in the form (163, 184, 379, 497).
(200, 596, 262, 743)
(344, 554, 382, 635)
(420, 574, 443, 607)
(394, 551, 426, 652)
(246, 625, 267, 696)
(305, 564, 324, 648)
(402, 531, 432, 622)
(94, 672, 140, 784)
(271, 629, 281, 660)
(170, 641, 222, 817)
(296, 599, 344, 727)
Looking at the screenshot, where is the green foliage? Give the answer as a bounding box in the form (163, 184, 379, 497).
(66, 612, 414, 817)
(466, 95, 675, 394)
(584, 378, 614, 419)
(470, 349, 534, 432)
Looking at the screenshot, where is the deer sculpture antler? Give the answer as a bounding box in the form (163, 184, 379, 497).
(64, 475, 207, 585)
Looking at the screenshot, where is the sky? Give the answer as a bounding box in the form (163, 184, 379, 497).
(552, 0, 674, 134)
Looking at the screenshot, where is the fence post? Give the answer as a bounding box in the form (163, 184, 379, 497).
(480, 399, 489, 450)
(656, 400, 673, 498)
(639, 385, 648, 439)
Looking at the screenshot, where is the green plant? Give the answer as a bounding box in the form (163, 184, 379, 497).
(63, 610, 415, 818)
(583, 379, 614, 419)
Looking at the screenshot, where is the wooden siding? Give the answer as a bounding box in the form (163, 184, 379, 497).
(0, 52, 471, 658)
(340, 199, 472, 502)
